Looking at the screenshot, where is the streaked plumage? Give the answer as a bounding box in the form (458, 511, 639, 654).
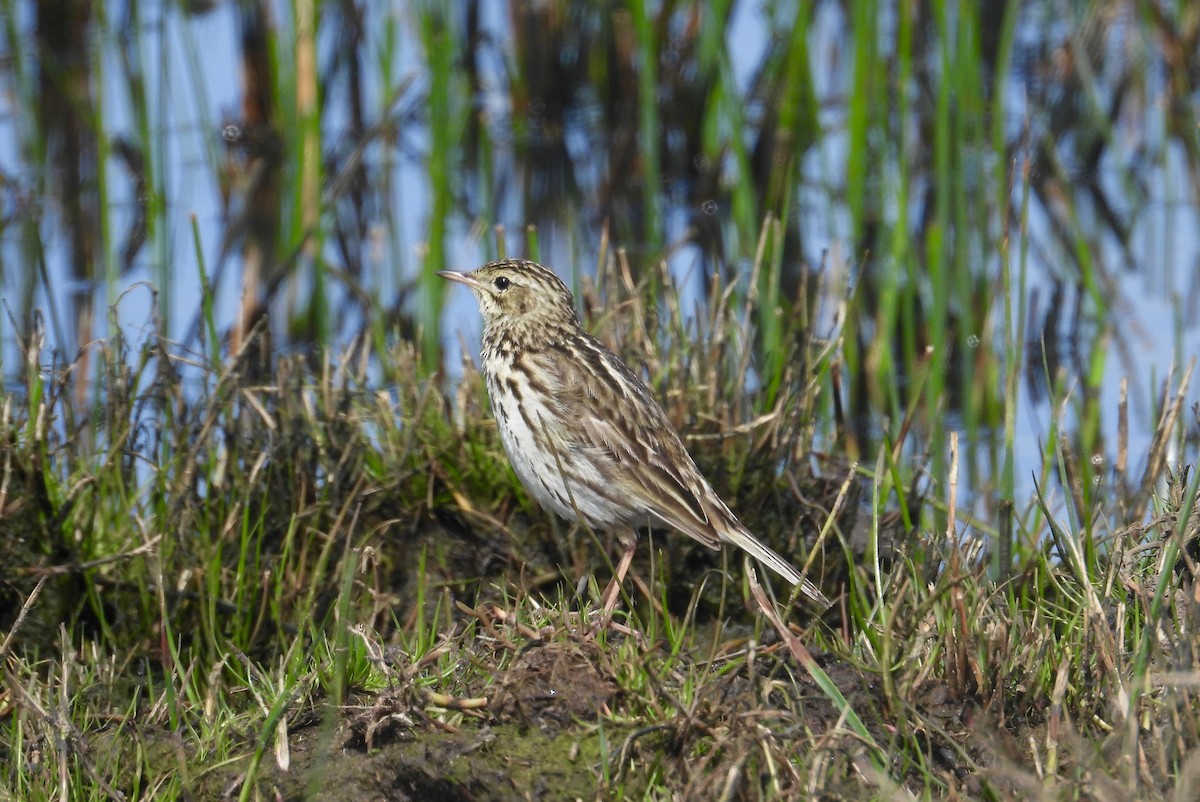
(439, 259, 829, 611)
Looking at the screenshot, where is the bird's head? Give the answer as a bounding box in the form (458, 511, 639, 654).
(439, 259, 581, 342)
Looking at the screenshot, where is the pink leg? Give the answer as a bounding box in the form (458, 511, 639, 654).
(600, 543, 637, 616)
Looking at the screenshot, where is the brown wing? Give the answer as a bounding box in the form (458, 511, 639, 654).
(526, 336, 822, 599)
(528, 337, 722, 550)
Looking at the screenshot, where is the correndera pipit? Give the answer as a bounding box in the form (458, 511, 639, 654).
(440, 259, 829, 615)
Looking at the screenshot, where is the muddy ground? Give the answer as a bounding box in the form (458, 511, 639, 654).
(79, 624, 1022, 801)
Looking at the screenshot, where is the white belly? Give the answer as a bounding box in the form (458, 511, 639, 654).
(488, 374, 619, 529)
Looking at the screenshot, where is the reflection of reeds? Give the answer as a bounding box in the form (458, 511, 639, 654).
(227, 1, 281, 375)
(36, 0, 99, 413)
(418, 4, 461, 367)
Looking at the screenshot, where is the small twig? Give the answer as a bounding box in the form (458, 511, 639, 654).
(746, 561, 816, 669)
(422, 689, 488, 711)
(19, 536, 161, 578)
(0, 576, 47, 659)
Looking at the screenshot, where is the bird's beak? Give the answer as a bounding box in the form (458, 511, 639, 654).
(437, 270, 480, 289)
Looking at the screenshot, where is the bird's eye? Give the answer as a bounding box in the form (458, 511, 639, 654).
(493, 276, 511, 291)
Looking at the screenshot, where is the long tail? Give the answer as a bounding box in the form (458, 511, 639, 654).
(722, 525, 831, 608)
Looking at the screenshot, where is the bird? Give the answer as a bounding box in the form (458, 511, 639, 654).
(439, 259, 829, 615)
